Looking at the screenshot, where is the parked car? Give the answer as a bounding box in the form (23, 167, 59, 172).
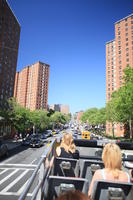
(22, 138, 32, 146)
(40, 134, 48, 143)
(30, 138, 44, 148)
(44, 130, 53, 137)
(0, 141, 8, 158)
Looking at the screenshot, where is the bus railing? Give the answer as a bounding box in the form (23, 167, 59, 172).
(18, 139, 56, 200)
(18, 138, 133, 200)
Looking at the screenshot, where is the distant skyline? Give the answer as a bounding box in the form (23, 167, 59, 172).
(8, 0, 133, 113)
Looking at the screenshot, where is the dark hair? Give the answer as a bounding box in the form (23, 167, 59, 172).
(56, 190, 89, 200)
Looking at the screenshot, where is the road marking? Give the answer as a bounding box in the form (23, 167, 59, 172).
(1, 169, 29, 193)
(0, 169, 8, 175)
(0, 163, 37, 167)
(0, 169, 19, 185)
(17, 179, 29, 195)
(0, 167, 34, 170)
(0, 192, 32, 196)
(30, 159, 37, 164)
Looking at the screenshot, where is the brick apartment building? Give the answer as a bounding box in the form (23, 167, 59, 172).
(106, 14, 133, 136)
(14, 61, 49, 111)
(0, 0, 20, 103)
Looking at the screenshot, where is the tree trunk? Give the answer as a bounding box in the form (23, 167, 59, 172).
(129, 117, 132, 139)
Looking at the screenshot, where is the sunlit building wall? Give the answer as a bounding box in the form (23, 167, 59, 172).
(0, 0, 20, 102)
(14, 61, 49, 111)
(106, 14, 133, 136)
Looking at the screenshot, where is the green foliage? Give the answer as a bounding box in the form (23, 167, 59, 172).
(31, 110, 49, 132)
(81, 107, 106, 126)
(106, 65, 133, 138)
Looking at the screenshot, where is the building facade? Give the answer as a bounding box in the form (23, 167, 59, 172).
(14, 61, 49, 111)
(48, 104, 70, 114)
(106, 14, 133, 136)
(0, 0, 20, 103)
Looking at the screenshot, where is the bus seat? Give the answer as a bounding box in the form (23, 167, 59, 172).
(80, 160, 104, 180)
(91, 180, 133, 200)
(54, 157, 80, 177)
(46, 175, 89, 200)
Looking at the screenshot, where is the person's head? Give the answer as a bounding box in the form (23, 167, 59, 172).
(102, 143, 122, 170)
(60, 133, 76, 153)
(56, 190, 89, 200)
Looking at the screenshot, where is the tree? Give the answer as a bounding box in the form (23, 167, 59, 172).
(30, 110, 49, 133)
(106, 66, 133, 138)
(81, 107, 106, 127)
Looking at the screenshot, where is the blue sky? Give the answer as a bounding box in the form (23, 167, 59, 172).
(8, 0, 133, 113)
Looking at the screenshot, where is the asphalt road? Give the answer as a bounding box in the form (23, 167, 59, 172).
(0, 142, 48, 200)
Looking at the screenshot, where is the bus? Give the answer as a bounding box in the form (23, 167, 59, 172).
(81, 131, 91, 140)
(18, 138, 133, 200)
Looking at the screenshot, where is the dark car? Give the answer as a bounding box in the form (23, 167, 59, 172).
(40, 134, 48, 143)
(30, 138, 44, 148)
(22, 134, 34, 146)
(0, 141, 8, 157)
(22, 138, 32, 146)
(44, 130, 53, 138)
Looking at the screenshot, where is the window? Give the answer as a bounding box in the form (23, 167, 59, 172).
(118, 31, 121, 35)
(126, 53, 129, 56)
(127, 58, 129, 62)
(125, 23, 128, 26)
(126, 48, 129, 51)
(125, 28, 128, 32)
(119, 61, 121, 64)
(119, 51, 121, 54)
(132, 26, 133, 29)
(126, 42, 128, 46)
(118, 36, 121, 39)
(126, 33, 128, 36)
(126, 38, 128, 41)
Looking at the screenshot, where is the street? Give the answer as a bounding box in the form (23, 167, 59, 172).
(0, 143, 48, 200)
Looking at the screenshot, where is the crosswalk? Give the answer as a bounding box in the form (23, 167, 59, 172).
(0, 163, 37, 199)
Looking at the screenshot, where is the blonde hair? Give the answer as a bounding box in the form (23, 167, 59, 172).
(60, 133, 76, 153)
(102, 143, 122, 179)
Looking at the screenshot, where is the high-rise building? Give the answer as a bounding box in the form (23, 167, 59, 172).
(0, 0, 20, 103)
(106, 14, 133, 136)
(48, 104, 70, 114)
(14, 61, 49, 111)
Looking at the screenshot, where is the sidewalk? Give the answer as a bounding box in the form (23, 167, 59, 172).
(3, 139, 22, 151)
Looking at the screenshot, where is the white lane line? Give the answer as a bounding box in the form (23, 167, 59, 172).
(0, 169, 19, 185)
(1, 169, 29, 193)
(0, 192, 32, 196)
(30, 159, 37, 164)
(17, 179, 29, 195)
(0, 163, 37, 167)
(0, 167, 34, 171)
(0, 169, 8, 175)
